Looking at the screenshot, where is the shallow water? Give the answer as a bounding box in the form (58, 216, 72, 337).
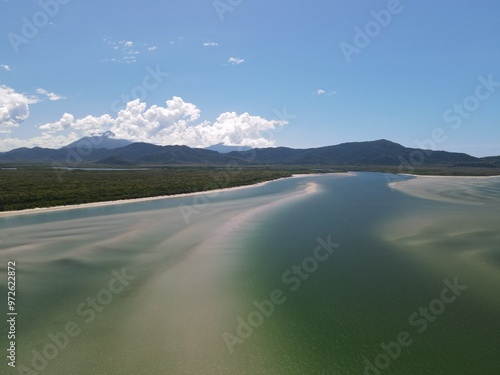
(0, 173, 499, 374)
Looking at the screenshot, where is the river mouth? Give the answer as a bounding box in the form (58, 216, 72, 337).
(1, 172, 498, 374)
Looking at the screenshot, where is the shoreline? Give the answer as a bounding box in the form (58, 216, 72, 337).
(397, 173, 500, 179)
(390, 173, 500, 188)
(389, 174, 500, 205)
(0, 173, 331, 218)
(2, 171, 496, 218)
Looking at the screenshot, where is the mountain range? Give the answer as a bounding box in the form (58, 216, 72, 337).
(64, 131, 133, 150)
(0, 137, 499, 170)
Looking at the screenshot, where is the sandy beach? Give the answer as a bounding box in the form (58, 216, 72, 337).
(0, 173, 335, 218)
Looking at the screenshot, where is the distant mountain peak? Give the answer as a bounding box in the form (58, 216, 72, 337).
(88, 130, 115, 138)
(64, 133, 132, 150)
(204, 143, 252, 153)
(1, 139, 497, 169)
(103, 130, 115, 138)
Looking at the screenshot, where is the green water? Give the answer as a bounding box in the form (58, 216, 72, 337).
(0, 173, 499, 374)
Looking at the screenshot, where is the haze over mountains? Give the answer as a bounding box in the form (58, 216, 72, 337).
(0, 135, 499, 170)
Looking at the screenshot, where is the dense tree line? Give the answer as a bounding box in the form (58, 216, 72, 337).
(0, 167, 299, 212)
(1, 165, 497, 212)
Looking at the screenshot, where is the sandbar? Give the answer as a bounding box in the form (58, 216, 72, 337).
(0, 173, 333, 218)
(389, 174, 500, 204)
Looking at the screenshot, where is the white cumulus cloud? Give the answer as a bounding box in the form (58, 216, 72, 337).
(39, 113, 75, 132)
(36, 88, 65, 101)
(315, 89, 338, 96)
(1, 65, 11, 71)
(228, 57, 245, 65)
(203, 42, 219, 47)
(37, 97, 287, 148)
(0, 85, 39, 133)
(104, 39, 141, 63)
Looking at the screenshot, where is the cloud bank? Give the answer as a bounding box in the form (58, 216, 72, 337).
(2, 96, 286, 150)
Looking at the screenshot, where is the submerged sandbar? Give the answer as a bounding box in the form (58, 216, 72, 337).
(389, 174, 500, 204)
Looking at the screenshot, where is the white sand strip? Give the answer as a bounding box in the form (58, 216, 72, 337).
(389, 174, 500, 204)
(0, 173, 339, 218)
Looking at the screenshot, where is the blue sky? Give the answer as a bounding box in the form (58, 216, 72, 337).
(1, 0, 499, 156)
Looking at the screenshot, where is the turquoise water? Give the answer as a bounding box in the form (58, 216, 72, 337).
(0, 173, 499, 374)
